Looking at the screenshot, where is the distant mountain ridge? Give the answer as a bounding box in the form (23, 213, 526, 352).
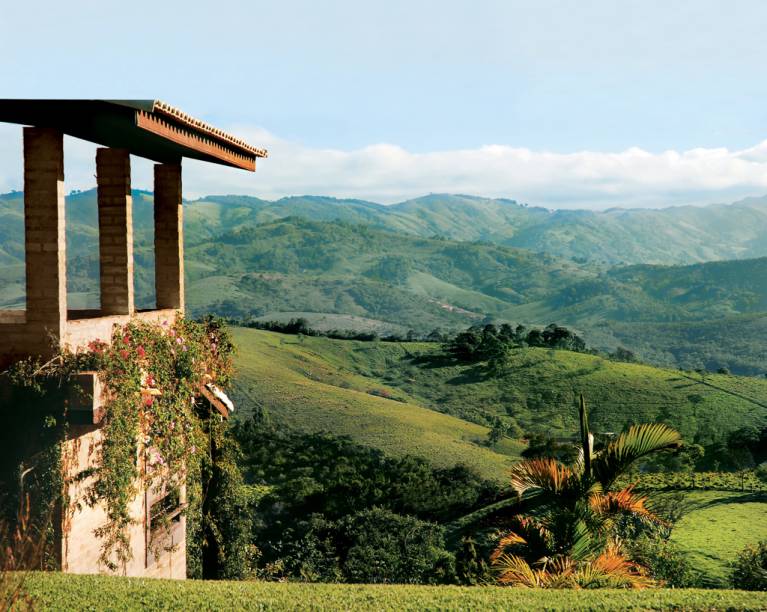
(189, 191, 767, 265)
(3, 188, 767, 265)
(2, 189, 767, 374)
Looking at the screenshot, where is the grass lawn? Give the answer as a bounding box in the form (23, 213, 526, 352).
(671, 491, 767, 586)
(21, 572, 767, 611)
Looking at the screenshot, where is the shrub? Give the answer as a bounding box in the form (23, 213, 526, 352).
(337, 508, 454, 584)
(279, 509, 455, 584)
(627, 536, 700, 588)
(455, 537, 491, 585)
(731, 540, 767, 591)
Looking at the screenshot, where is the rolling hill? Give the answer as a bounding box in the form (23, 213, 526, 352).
(230, 328, 767, 460)
(182, 221, 767, 375)
(229, 327, 525, 482)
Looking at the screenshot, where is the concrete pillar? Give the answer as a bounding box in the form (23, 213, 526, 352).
(153, 163, 184, 311)
(24, 127, 67, 349)
(96, 148, 134, 315)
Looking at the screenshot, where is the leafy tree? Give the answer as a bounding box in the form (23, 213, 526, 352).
(486, 418, 508, 447)
(610, 347, 636, 363)
(426, 328, 446, 343)
(445, 323, 586, 365)
(191, 416, 258, 580)
(233, 422, 500, 581)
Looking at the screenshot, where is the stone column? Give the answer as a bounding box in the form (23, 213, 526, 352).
(24, 127, 67, 351)
(96, 148, 134, 316)
(153, 163, 184, 311)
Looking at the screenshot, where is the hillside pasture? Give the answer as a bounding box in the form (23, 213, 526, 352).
(241, 329, 767, 443)
(671, 491, 767, 586)
(230, 328, 524, 481)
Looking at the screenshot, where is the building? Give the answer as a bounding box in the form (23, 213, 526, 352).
(0, 100, 266, 578)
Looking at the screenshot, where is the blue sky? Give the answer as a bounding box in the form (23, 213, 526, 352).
(2, 0, 767, 207)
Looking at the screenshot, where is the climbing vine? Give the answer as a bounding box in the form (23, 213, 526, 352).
(9, 315, 234, 570)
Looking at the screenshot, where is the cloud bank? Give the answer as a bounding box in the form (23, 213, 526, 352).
(1, 124, 767, 209)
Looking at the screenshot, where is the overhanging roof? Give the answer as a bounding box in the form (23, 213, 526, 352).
(0, 99, 267, 171)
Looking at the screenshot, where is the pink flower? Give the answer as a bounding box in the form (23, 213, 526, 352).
(122, 334, 131, 345)
(136, 346, 146, 358)
(176, 337, 183, 345)
(119, 349, 130, 360)
(143, 395, 154, 407)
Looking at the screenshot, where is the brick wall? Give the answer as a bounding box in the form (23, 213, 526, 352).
(154, 163, 184, 311)
(23, 127, 66, 355)
(96, 148, 134, 316)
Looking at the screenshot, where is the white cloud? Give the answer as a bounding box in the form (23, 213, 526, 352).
(1, 123, 767, 209)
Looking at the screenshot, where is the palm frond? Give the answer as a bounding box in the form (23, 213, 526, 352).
(589, 486, 663, 525)
(445, 488, 543, 543)
(592, 423, 681, 488)
(579, 545, 654, 589)
(492, 549, 654, 589)
(490, 516, 553, 563)
(568, 518, 602, 562)
(489, 530, 527, 563)
(509, 458, 579, 496)
(492, 554, 544, 587)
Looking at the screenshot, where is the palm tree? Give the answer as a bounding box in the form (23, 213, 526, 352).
(454, 395, 681, 588)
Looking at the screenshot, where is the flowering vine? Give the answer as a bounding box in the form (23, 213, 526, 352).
(9, 316, 234, 570)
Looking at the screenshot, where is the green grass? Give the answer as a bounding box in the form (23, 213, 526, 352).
(22, 572, 767, 611)
(671, 491, 767, 586)
(231, 328, 524, 481)
(234, 328, 767, 444)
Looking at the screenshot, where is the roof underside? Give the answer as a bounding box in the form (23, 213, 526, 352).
(0, 99, 266, 171)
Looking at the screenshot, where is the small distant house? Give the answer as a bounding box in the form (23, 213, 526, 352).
(0, 100, 266, 579)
